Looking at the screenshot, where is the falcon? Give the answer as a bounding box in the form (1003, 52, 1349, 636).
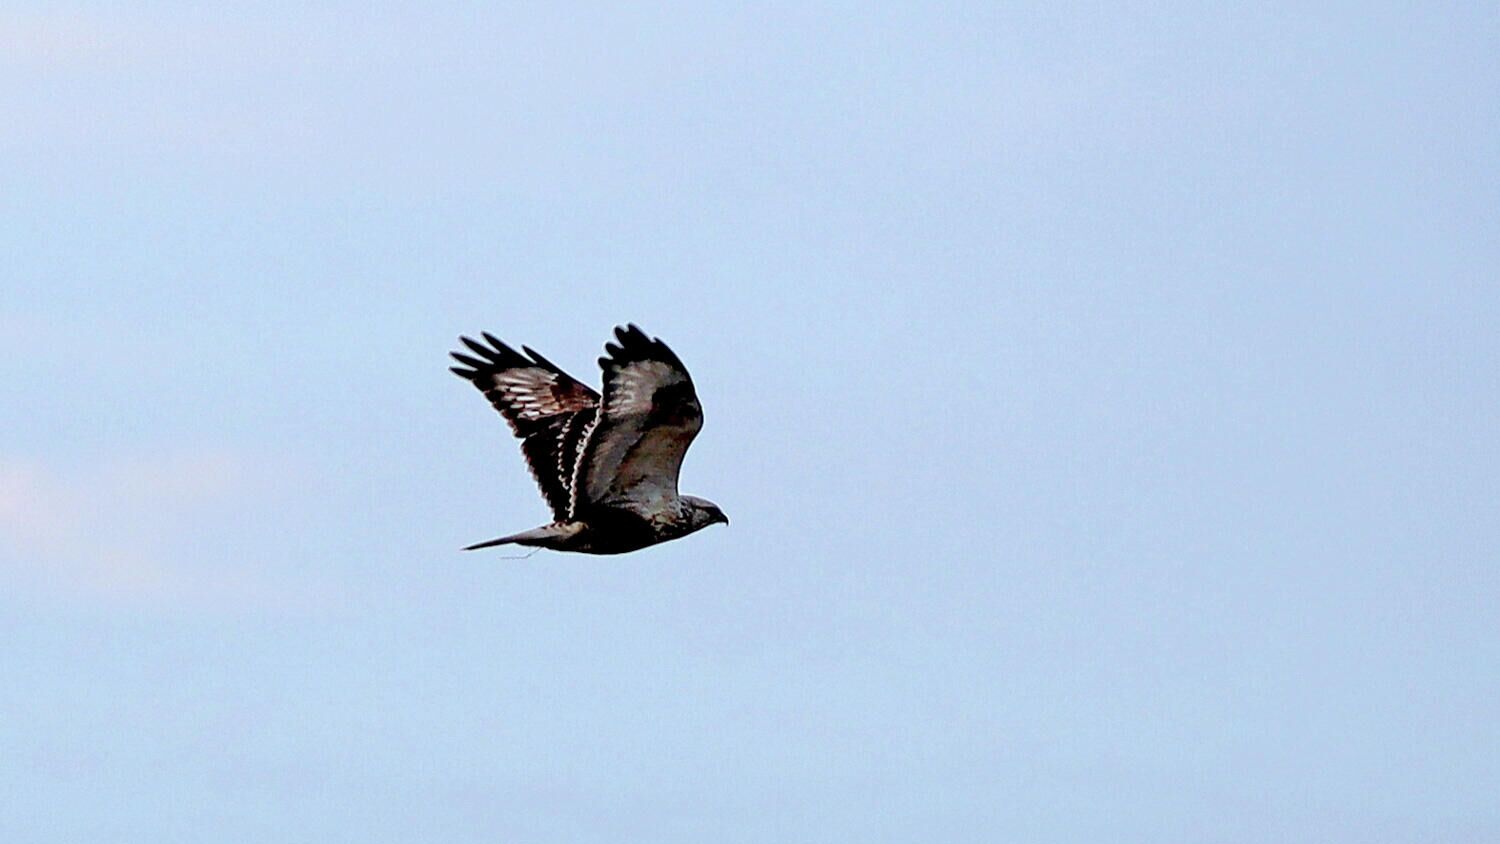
(449, 324, 728, 554)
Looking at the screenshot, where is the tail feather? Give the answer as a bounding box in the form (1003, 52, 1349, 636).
(463, 535, 518, 551)
(462, 522, 583, 552)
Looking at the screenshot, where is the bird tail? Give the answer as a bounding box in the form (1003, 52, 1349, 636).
(463, 534, 521, 551)
(462, 522, 582, 552)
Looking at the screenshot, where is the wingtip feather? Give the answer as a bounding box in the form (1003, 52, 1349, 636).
(521, 345, 559, 371)
(481, 332, 518, 358)
(462, 336, 501, 361)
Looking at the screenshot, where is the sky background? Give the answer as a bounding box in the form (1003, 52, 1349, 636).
(2, 3, 1497, 842)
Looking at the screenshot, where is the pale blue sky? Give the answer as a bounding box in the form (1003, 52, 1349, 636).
(2, 3, 1497, 842)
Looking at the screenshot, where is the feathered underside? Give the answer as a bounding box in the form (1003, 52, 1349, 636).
(575, 324, 703, 514)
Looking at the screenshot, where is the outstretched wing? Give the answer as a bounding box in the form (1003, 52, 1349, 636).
(572, 324, 703, 514)
(450, 333, 600, 520)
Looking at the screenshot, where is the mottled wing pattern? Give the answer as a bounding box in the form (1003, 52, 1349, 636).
(450, 333, 600, 520)
(573, 325, 703, 514)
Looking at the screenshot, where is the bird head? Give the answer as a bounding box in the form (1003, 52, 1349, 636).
(682, 496, 729, 531)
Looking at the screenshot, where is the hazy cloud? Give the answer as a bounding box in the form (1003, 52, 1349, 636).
(0, 9, 164, 69)
(0, 447, 314, 612)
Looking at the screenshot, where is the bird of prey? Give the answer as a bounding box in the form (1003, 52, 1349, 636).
(449, 324, 728, 554)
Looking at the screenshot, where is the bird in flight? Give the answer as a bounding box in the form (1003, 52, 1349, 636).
(449, 324, 727, 554)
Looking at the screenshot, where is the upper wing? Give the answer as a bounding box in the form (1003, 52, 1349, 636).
(572, 324, 703, 514)
(450, 333, 600, 521)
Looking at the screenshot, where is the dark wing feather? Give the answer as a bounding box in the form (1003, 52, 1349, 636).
(450, 333, 600, 520)
(572, 324, 703, 515)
